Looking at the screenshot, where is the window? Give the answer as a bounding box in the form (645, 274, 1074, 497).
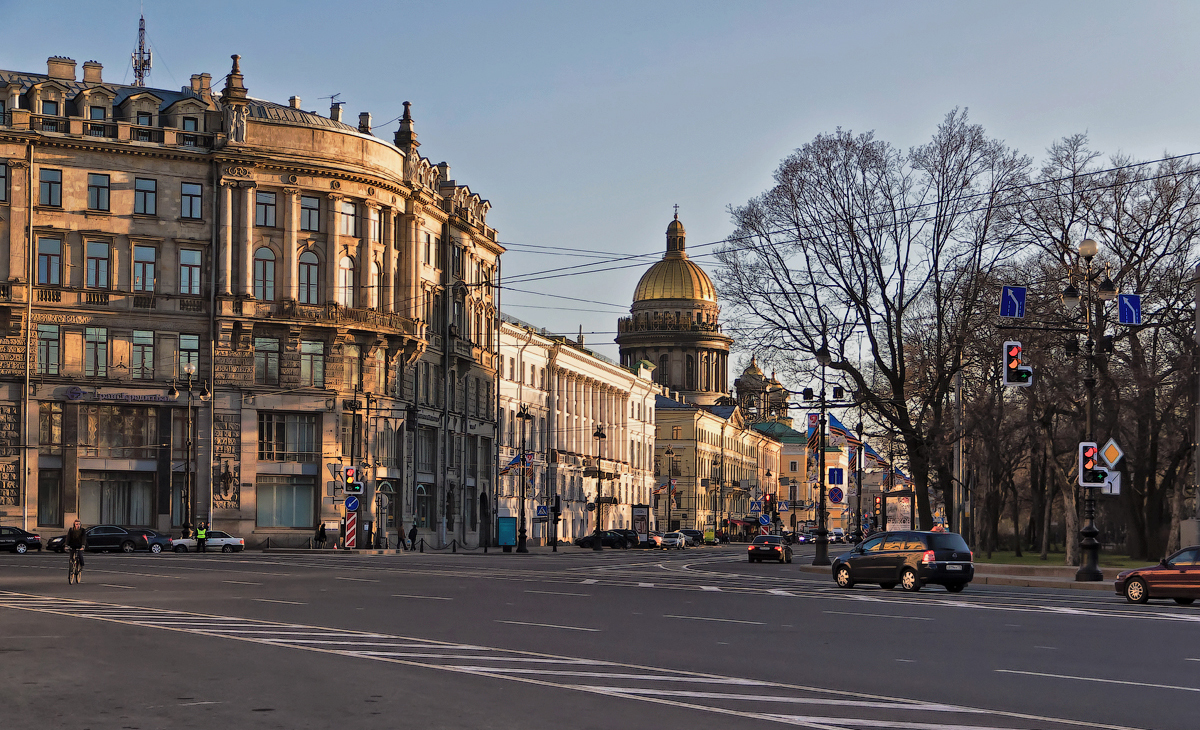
(84, 327, 107, 377)
(416, 428, 436, 472)
(423, 232, 431, 264)
(89, 106, 106, 120)
(255, 191, 277, 227)
(254, 337, 280, 385)
(179, 334, 199, 375)
(339, 200, 357, 236)
(300, 340, 324, 387)
(415, 484, 432, 528)
(368, 207, 381, 241)
(36, 325, 59, 375)
(134, 178, 157, 215)
(790, 460, 798, 472)
(337, 256, 355, 307)
(300, 196, 320, 231)
(179, 250, 202, 295)
(298, 252, 319, 304)
(79, 471, 154, 526)
(42, 100, 59, 116)
(258, 412, 319, 461)
(341, 413, 363, 458)
(253, 247, 276, 300)
(369, 262, 381, 309)
(256, 475, 315, 528)
(343, 344, 361, 390)
(132, 330, 155, 379)
(136, 111, 153, 126)
(0, 163, 6, 202)
(38, 469, 63, 527)
(37, 238, 61, 285)
(434, 236, 443, 269)
(672, 426, 682, 439)
(39, 169, 62, 206)
(87, 173, 110, 211)
(39, 402, 63, 455)
(181, 183, 202, 219)
(86, 242, 110, 288)
(182, 117, 198, 131)
(374, 349, 386, 394)
(133, 245, 156, 292)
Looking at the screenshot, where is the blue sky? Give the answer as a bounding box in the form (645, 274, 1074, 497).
(5, 0, 1200, 364)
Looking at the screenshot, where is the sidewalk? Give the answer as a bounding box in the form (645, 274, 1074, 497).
(795, 562, 1118, 592)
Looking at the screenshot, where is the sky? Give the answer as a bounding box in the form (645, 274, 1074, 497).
(5, 0, 1200, 369)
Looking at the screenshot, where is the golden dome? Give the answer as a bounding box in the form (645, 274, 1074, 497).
(631, 212, 718, 303)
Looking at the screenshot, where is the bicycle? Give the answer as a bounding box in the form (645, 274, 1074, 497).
(67, 548, 83, 584)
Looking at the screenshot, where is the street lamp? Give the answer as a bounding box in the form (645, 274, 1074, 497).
(663, 445, 674, 534)
(593, 425, 606, 551)
(169, 362, 210, 532)
(810, 345, 832, 566)
(853, 422, 864, 542)
(515, 404, 533, 553)
(1062, 238, 1116, 582)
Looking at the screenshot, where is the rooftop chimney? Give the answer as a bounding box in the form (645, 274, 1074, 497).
(436, 162, 451, 185)
(199, 73, 211, 91)
(46, 56, 77, 81)
(358, 111, 372, 134)
(289, 96, 302, 109)
(190, 74, 202, 92)
(82, 61, 103, 84)
(330, 102, 344, 122)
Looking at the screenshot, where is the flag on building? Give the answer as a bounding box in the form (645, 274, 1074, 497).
(829, 414, 861, 446)
(864, 443, 888, 469)
(498, 452, 529, 476)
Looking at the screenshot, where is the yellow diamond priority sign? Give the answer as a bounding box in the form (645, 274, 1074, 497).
(1101, 439, 1124, 469)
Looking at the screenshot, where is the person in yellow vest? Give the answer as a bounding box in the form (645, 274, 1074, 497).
(196, 522, 208, 553)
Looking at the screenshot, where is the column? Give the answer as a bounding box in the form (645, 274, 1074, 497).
(382, 207, 395, 313)
(283, 188, 299, 301)
(219, 181, 234, 295)
(326, 194, 341, 303)
(240, 183, 255, 297)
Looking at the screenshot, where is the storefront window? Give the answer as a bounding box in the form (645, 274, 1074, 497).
(256, 475, 315, 528)
(79, 471, 154, 526)
(37, 469, 62, 527)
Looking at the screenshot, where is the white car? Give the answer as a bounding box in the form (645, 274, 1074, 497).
(660, 532, 687, 550)
(172, 530, 245, 553)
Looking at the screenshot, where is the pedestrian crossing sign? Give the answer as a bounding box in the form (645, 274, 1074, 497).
(749, 500, 763, 512)
(536, 505, 549, 517)
(778, 500, 789, 512)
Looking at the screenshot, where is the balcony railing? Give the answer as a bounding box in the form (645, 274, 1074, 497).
(36, 288, 62, 303)
(133, 296, 156, 310)
(84, 121, 118, 138)
(271, 300, 424, 338)
(177, 132, 214, 149)
(84, 291, 110, 306)
(130, 125, 164, 143)
(618, 315, 724, 335)
(30, 115, 64, 133)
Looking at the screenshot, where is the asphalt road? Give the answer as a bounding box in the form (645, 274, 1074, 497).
(2, 544, 1197, 730)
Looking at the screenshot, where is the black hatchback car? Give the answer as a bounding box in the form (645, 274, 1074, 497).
(0, 525, 42, 553)
(831, 530, 973, 592)
(47, 525, 172, 554)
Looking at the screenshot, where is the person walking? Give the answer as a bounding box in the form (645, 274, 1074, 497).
(316, 523, 328, 549)
(407, 525, 418, 551)
(196, 521, 208, 553)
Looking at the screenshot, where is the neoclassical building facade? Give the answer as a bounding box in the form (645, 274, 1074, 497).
(0, 54, 500, 548)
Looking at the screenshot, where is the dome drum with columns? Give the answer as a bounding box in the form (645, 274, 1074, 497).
(616, 214, 732, 406)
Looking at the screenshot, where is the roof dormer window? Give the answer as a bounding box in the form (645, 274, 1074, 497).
(42, 100, 59, 116)
(136, 111, 153, 126)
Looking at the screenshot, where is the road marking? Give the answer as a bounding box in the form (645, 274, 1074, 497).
(335, 576, 379, 583)
(638, 582, 655, 588)
(179, 701, 221, 706)
(99, 584, 136, 589)
(580, 579, 599, 585)
(663, 614, 764, 625)
(496, 620, 600, 632)
(824, 610, 932, 621)
(252, 598, 306, 605)
(769, 589, 794, 596)
(997, 669, 1200, 693)
(895, 659, 916, 663)
(222, 580, 262, 586)
(392, 594, 453, 600)
(1186, 658, 1200, 662)
(700, 586, 721, 592)
(525, 590, 589, 597)
(1034, 646, 1058, 650)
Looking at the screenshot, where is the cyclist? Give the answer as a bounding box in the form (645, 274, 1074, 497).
(66, 519, 86, 581)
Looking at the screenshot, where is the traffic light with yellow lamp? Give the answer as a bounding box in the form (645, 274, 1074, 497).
(1002, 341, 1033, 387)
(1077, 442, 1109, 487)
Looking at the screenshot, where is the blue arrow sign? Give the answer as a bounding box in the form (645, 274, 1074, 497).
(778, 500, 789, 512)
(758, 514, 770, 526)
(1000, 286, 1027, 318)
(828, 468, 844, 485)
(535, 505, 548, 517)
(1118, 293, 1142, 325)
(749, 500, 763, 512)
(344, 495, 360, 511)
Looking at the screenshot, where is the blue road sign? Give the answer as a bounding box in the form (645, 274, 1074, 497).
(749, 500, 763, 512)
(536, 505, 549, 517)
(778, 500, 789, 512)
(828, 486, 844, 504)
(344, 495, 360, 511)
(758, 514, 770, 526)
(828, 468, 844, 485)
(1118, 293, 1142, 325)
(1000, 286, 1027, 318)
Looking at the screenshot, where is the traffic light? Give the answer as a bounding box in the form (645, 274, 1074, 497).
(343, 466, 364, 495)
(1077, 442, 1108, 487)
(874, 495, 882, 526)
(763, 494, 775, 515)
(1002, 341, 1033, 387)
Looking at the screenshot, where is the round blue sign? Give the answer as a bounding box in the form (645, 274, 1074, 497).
(345, 495, 360, 511)
(828, 487, 844, 504)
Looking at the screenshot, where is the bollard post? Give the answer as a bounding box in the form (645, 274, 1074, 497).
(419, 538, 424, 553)
(452, 540, 457, 554)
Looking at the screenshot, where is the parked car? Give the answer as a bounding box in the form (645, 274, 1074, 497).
(647, 531, 664, 547)
(831, 530, 973, 592)
(47, 525, 172, 554)
(679, 529, 704, 547)
(172, 530, 245, 553)
(748, 534, 793, 563)
(660, 532, 687, 549)
(831, 528, 846, 544)
(0, 526, 42, 553)
(573, 530, 631, 549)
(611, 529, 644, 548)
(1116, 546, 1200, 604)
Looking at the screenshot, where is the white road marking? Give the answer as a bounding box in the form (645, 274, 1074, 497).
(701, 586, 721, 592)
(638, 582, 655, 588)
(222, 580, 262, 586)
(769, 589, 794, 596)
(761, 714, 1024, 730)
(824, 610, 932, 621)
(496, 620, 600, 632)
(664, 614, 764, 625)
(525, 590, 589, 597)
(252, 599, 307, 605)
(1034, 646, 1057, 650)
(997, 669, 1200, 693)
(335, 576, 378, 583)
(179, 701, 221, 706)
(99, 584, 136, 589)
(392, 594, 452, 600)
(580, 579, 599, 584)
(578, 687, 982, 713)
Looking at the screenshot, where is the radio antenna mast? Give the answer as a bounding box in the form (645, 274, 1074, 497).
(132, 14, 153, 87)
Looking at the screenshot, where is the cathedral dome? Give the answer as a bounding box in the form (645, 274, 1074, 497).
(631, 213, 717, 303)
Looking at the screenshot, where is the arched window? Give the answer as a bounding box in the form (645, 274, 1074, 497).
(686, 355, 695, 390)
(658, 354, 669, 386)
(298, 251, 319, 304)
(369, 262, 381, 309)
(253, 247, 275, 301)
(337, 256, 355, 307)
(415, 485, 431, 529)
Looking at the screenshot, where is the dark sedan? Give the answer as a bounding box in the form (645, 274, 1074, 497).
(1115, 546, 1200, 604)
(47, 525, 172, 554)
(748, 535, 793, 563)
(573, 530, 631, 549)
(0, 525, 42, 553)
(831, 530, 974, 592)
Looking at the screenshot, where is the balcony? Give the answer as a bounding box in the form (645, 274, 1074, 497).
(618, 314, 724, 335)
(177, 132, 215, 149)
(130, 125, 164, 143)
(83, 121, 118, 138)
(29, 287, 207, 314)
(30, 114, 64, 133)
(267, 300, 424, 339)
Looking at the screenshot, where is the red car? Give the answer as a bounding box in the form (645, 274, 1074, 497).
(1115, 546, 1200, 604)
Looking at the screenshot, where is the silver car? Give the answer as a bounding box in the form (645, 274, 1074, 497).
(172, 530, 245, 553)
(660, 532, 687, 550)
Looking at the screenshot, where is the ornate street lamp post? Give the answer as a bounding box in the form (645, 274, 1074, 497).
(663, 445, 674, 534)
(593, 425, 606, 551)
(812, 345, 832, 566)
(169, 362, 210, 531)
(516, 404, 533, 553)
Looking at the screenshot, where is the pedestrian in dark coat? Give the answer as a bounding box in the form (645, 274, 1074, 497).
(316, 523, 327, 549)
(407, 525, 418, 551)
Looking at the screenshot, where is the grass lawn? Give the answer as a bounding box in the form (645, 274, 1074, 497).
(972, 550, 1152, 570)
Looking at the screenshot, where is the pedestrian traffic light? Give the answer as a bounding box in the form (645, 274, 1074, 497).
(1077, 442, 1108, 487)
(1002, 341, 1033, 387)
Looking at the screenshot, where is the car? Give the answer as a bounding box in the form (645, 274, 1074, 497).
(573, 530, 631, 549)
(831, 528, 846, 543)
(831, 530, 974, 592)
(0, 526, 42, 553)
(748, 534, 793, 563)
(611, 529, 644, 548)
(647, 531, 664, 547)
(172, 530, 245, 553)
(46, 525, 172, 554)
(1115, 546, 1200, 604)
(679, 529, 705, 547)
(660, 532, 687, 549)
